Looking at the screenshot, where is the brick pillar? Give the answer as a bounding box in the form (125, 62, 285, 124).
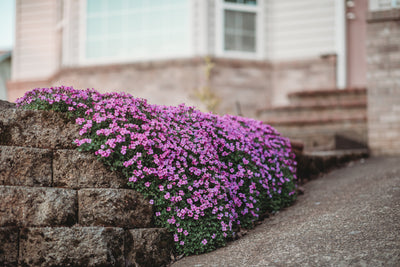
(366, 9, 400, 155)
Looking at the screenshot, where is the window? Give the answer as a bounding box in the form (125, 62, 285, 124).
(217, 0, 262, 58)
(224, 10, 256, 52)
(84, 0, 191, 62)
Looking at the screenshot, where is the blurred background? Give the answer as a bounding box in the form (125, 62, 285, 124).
(0, 0, 399, 155)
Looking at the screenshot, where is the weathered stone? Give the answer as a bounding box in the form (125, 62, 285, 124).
(0, 146, 52, 187)
(19, 227, 124, 267)
(125, 228, 173, 267)
(0, 186, 77, 227)
(0, 100, 15, 109)
(53, 149, 126, 189)
(78, 188, 153, 228)
(0, 227, 19, 267)
(0, 109, 80, 149)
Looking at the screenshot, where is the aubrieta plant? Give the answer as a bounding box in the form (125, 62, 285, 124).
(17, 86, 297, 255)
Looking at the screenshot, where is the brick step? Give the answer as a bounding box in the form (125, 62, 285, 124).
(0, 108, 79, 149)
(266, 113, 366, 127)
(0, 186, 153, 228)
(257, 100, 366, 122)
(288, 87, 367, 106)
(0, 226, 172, 267)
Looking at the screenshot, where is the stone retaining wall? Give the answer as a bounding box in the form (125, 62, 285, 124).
(0, 108, 173, 266)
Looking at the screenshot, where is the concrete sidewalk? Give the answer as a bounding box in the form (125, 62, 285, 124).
(173, 157, 400, 266)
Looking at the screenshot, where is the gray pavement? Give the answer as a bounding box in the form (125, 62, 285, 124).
(172, 157, 400, 267)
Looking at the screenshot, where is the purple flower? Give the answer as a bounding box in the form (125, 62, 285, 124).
(16, 86, 298, 255)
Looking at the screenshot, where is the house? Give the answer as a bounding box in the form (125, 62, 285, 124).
(6, 0, 400, 155)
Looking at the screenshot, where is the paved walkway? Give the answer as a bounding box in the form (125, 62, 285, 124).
(173, 157, 400, 266)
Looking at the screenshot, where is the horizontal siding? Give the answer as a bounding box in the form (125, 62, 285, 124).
(269, 0, 336, 61)
(62, 0, 81, 66)
(207, 0, 216, 55)
(68, 0, 81, 66)
(13, 0, 60, 80)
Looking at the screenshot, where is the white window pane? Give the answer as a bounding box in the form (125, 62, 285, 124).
(224, 10, 256, 52)
(107, 15, 123, 36)
(243, 12, 255, 31)
(85, 0, 191, 60)
(127, 0, 142, 9)
(128, 14, 142, 27)
(86, 40, 103, 58)
(87, 17, 106, 37)
(225, 10, 237, 29)
(87, 0, 106, 14)
(242, 36, 255, 52)
(224, 34, 236, 51)
(106, 0, 124, 12)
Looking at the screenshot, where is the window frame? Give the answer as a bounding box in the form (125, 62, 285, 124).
(78, 0, 194, 65)
(216, 0, 264, 60)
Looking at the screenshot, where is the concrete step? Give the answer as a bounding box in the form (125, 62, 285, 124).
(295, 149, 369, 183)
(276, 123, 367, 151)
(0, 109, 79, 149)
(257, 100, 366, 122)
(287, 87, 367, 106)
(1, 226, 172, 267)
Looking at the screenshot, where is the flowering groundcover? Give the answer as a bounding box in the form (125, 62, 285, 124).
(17, 86, 297, 255)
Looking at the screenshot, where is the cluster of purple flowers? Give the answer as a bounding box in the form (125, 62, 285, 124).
(17, 86, 297, 255)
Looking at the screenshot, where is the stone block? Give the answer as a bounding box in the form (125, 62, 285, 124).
(0, 146, 52, 187)
(53, 149, 126, 189)
(125, 228, 173, 267)
(0, 227, 19, 267)
(0, 186, 77, 227)
(78, 188, 153, 228)
(19, 227, 124, 267)
(0, 109, 80, 149)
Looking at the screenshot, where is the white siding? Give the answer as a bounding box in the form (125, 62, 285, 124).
(191, 0, 208, 56)
(62, 0, 81, 66)
(268, 0, 336, 61)
(12, 0, 61, 80)
(207, 0, 216, 56)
